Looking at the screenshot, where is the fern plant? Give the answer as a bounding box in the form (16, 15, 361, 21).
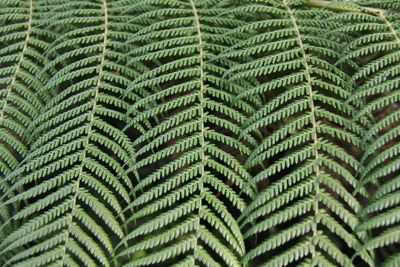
(0, 0, 60, 242)
(331, 4, 400, 266)
(116, 1, 256, 265)
(222, 1, 370, 266)
(0, 0, 400, 266)
(0, 0, 137, 265)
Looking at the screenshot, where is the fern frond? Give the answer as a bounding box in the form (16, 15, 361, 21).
(0, 0, 399, 266)
(0, 0, 62, 247)
(225, 1, 371, 266)
(335, 5, 400, 266)
(116, 1, 255, 266)
(0, 0, 139, 265)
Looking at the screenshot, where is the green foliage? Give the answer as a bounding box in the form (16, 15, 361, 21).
(0, 0, 60, 243)
(331, 4, 400, 266)
(224, 1, 370, 266)
(0, 0, 399, 266)
(116, 1, 256, 266)
(1, 0, 136, 265)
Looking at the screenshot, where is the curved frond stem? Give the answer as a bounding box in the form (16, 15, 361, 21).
(282, 1, 321, 265)
(0, 0, 33, 123)
(189, 0, 206, 261)
(378, 11, 400, 45)
(59, 0, 109, 265)
(305, 0, 383, 14)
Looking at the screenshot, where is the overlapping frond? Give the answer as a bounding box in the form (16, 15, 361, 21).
(222, 0, 371, 266)
(116, 0, 255, 266)
(0, 0, 60, 239)
(332, 6, 400, 266)
(0, 0, 139, 265)
(0, 0, 399, 266)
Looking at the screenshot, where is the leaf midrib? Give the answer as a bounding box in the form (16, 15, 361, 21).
(0, 0, 33, 148)
(283, 0, 321, 264)
(59, 0, 109, 265)
(189, 0, 207, 261)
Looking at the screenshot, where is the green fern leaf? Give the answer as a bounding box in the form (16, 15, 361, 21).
(334, 5, 400, 266)
(116, 1, 255, 266)
(225, 1, 371, 266)
(0, 0, 138, 265)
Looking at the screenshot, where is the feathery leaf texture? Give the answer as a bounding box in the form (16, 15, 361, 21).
(117, 1, 254, 266)
(1, 0, 136, 266)
(0, 0, 60, 243)
(223, 1, 369, 266)
(0, 0, 399, 266)
(331, 4, 400, 266)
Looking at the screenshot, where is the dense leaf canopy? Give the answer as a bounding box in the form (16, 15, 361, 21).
(0, 0, 399, 266)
